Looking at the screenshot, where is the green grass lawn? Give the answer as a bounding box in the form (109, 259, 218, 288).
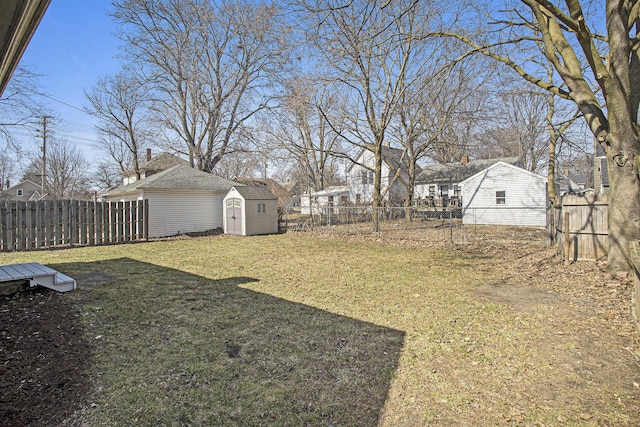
(2, 234, 639, 426)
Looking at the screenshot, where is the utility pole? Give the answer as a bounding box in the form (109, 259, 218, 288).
(39, 115, 52, 199)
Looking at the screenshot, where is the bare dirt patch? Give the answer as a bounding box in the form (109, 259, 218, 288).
(475, 282, 559, 308)
(0, 288, 91, 427)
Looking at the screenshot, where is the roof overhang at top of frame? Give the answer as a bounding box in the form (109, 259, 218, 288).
(0, 0, 51, 96)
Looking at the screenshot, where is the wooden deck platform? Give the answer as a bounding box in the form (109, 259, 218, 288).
(0, 262, 76, 292)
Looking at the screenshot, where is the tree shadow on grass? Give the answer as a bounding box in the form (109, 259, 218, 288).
(50, 258, 405, 426)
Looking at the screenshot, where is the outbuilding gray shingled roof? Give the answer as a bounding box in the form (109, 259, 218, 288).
(103, 165, 241, 196)
(231, 186, 278, 200)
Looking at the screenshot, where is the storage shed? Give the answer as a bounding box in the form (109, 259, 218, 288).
(224, 186, 279, 236)
(461, 161, 547, 227)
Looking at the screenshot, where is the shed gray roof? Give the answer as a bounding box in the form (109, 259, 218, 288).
(104, 165, 242, 196)
(416, 157, 520, 184)
(231, 185, 277, 200)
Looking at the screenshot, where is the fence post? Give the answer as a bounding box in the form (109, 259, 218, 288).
(564, 211, 571, 265)
(547, 201, 554, 246)
(6, 201, 15, 251)
(449, 209, 453, 246)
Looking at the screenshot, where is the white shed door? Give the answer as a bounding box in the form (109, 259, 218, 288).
(226, 198, 242, 235)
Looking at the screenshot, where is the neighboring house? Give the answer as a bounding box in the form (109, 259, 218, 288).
(554, 171, 587, 195)
(461, 161, 547, 227)
(122, 150, 189, 185)
(568, 172, 588, 191)
(224, 186, 279, 236)
(593, 141, 609, 194)
(415, 156, 521, 207)
(234, 177, 294, 211)
(345, 144, 417, 206)
(0, 180, 42, 201)
(102, 164, 241, 238)
(300, 186, 350, 215)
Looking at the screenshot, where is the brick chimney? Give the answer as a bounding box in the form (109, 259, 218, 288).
(461, 155, 469, 165)
(146, 148, 152, 162)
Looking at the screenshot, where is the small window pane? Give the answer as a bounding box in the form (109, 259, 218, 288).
(496, 191, 506, 204)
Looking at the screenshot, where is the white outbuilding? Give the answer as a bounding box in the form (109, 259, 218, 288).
(102, 164, 240, 237)
(224, 186, 279, 236)
(461, 161, 548, 227)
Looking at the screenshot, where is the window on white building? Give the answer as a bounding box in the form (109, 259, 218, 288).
(496, 191, 506, 204)
(361, 170, 374, 185)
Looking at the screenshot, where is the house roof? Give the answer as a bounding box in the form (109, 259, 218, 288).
(305, 185, 350, 197)
(345, 144, 420, 174)
(4, 179, 41, 192)
(234, 177, 292, 200)
(416, 157, 520, 184)
(460, 161, 547, 186)
(568, 172, 587, 185)
(1, 179, 42, 200)
(104, 164, 242, 196)
(230, 186, 277, 200)
(123, 152, 189, 176)
(0, 0, 50, 95)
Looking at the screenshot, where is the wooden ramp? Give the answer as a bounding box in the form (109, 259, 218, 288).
(0, 263, 76, 292)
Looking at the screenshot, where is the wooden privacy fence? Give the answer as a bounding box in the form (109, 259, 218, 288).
(553, 193, 608, 262)
(0, 200, 148, 252)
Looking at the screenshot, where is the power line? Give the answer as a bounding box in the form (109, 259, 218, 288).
(41, 94, 92, 115)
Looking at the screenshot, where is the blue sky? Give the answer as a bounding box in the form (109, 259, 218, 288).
(19, 0, 122, 160)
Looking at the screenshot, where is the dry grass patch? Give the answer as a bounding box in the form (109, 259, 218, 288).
(1, 232, 639, 426)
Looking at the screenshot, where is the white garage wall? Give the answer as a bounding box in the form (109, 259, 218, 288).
(145, 190, 225, 237)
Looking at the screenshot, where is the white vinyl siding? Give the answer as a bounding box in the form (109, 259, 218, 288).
(144, 190, 225, 237)
(462, 162, 547, 227)
(300, 186, 350, 215)
(347, 150, 408, 204)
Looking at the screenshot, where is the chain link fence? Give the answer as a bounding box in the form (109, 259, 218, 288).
(281, 206, 550, 250)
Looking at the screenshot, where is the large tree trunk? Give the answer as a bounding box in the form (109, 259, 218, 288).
(372, 147, 383, 233)
(604, 127, 640, 271)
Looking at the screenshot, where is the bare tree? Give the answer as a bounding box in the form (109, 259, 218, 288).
(265, 76, 345, 192)
(427, 86, 492, 165)
(298, 0, 439, 230)
(394, 53, 492, 210)
(0, 151, 17, 190)
(439, 0, 640, 270)
(93, 160, 123, 190)
(112, 0, 291, 173)
(213, 149, 263, 180)
(0, 66, 46, 149)
(85, 69, 153, 179)
(23, 138, 92, 199)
